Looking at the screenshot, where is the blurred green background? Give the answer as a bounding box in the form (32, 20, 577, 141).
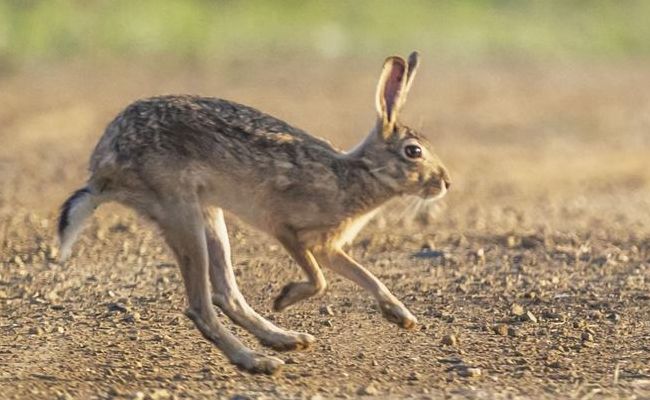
(1, 0, 649, 67)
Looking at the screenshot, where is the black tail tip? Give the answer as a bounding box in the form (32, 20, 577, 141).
(58, 187, 91, 237)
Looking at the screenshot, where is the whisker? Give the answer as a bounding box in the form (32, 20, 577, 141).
(396, 198, 415, 221)
(397, 197, 419, 223)
(413, 198, 428, 223)
(409, 198, 422, 221)
(406, 197, 422, 223)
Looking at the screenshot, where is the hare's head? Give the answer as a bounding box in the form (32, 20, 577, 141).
(353, 52, 451, 200)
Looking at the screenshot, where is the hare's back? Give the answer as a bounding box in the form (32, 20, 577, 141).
(90, 95, 334, 172)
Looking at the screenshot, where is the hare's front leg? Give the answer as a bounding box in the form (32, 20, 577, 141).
(203, 207, 315, 351)
(314, 249, 417, 329)
(272, 231, 327, 311)
(158, 200, 283, 374)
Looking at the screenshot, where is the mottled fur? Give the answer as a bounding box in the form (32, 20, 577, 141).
(57, 52, 450, 374)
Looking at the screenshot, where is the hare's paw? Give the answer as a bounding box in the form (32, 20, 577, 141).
(260, 331, 315, 351)
(232, 351, 284, 375)
(273, 281, 322, 311)
(379, 301, 418, 329)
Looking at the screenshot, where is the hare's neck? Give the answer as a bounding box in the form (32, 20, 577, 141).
(338, 156, 402, 217)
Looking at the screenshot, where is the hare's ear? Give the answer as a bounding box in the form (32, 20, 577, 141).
(375, 56, 408, 135)
(404, 51, 420, 96)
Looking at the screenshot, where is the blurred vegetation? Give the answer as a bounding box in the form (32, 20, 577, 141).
(1, 0, 649, 65)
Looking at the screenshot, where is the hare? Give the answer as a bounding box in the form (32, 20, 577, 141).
(57, 51, 451, 374)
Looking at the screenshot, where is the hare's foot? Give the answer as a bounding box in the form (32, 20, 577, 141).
(379, 301, 418, 330)
(273, 232, 327, 311)
(231, 351, 285, 375)
(259, 330, 315, 351)
(312, 249, 417, 329)
(212, 294, 315, 351)
(185, 307, 284, 374)
(273, 281, 325, 311)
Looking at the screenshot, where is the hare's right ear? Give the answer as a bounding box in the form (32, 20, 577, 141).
(375, 56, 408, 136)
(404, 51, 420, 97)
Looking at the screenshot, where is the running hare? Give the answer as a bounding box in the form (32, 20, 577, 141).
(58, 51, 450, 374)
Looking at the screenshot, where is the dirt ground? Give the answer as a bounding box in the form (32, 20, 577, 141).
(1, 58, 649, 399)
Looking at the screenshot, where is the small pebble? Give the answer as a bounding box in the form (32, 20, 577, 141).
(525, 311, 538, 323)
(441, 334, 458, 346)
(588, 310, 603, 320)
(525, 291, 537, 300)
(123, 312, 141, 323)
(320, 305, 335, 316)
(131, 392, 145, 400)
(475, 248, 485, 263)
(494, 324, 508, 336)
(581, 332, 594, 342)
(149, 389, 172, 400)
(458, 367, 482, 378)
(107, 302, 129, 313)
(172, 373, 185, 381)
(542, 310, 563, 320)
(506, 235, 519, 248)
(408, 371, 420, 381)
(29, 327, 44, 336)
(510, 303, 525, 317)
(357, 383, 378, 396)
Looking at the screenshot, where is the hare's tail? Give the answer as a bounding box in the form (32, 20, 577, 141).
(57, 186, 101, 262)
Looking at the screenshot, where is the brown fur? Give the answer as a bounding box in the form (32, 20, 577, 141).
(57, 52, 450, 374)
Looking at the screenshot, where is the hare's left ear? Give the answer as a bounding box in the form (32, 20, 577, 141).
(375, 51, 420, 138)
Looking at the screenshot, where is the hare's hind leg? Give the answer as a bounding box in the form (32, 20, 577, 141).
(314, 249, 417, 330)
(272, 234, 327, 311)
(157, 199, 283, 374)
(204, 207, 314, 351)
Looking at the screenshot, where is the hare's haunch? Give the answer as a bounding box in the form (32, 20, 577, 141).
(58, 52, 451, 374)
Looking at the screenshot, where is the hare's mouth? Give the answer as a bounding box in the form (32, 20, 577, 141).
(422, 180, 448, 201)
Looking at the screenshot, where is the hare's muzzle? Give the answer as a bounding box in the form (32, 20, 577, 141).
(422, 169, 451, 200)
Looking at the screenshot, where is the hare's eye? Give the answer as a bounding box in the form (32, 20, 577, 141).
(403, 144, 422, 159)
